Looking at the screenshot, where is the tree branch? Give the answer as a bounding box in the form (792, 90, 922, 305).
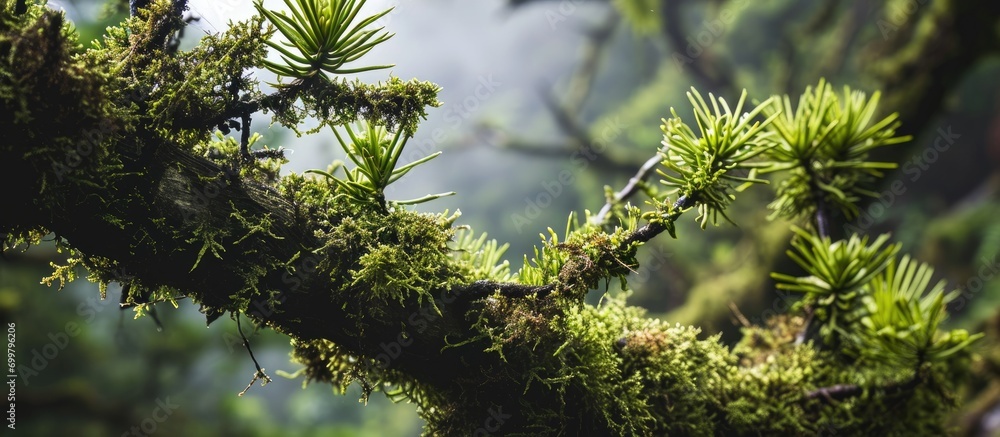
(623, 195, 695, 247)
(536, 85, 635, 174)
(594, 154, 662, 224)
(805, 374, 921, 404)
(455, 280, 555, 300)
(562, 11, 619, 117)
(482, 132, 642, 175)
(660, 0, 734, 94)
(236, 314, 271, 397)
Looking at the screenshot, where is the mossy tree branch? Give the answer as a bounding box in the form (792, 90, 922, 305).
(0, 2, 984, 435)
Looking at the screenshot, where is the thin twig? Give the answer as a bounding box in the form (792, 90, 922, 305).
(794, 309, 815, 346)
(118, 282, 169, 332)
(457, 183, 697, 303)
(728, 301, 751, 328)
(805, 374, 920, 403)
(538, 86, 595, 150)
(594, 154, 663, 225)
(659, 0, 735, 94)
(485, 135, 639, 174)
(796, 163, 833, 345)
(804, 163, 832, 239)
(236, 313, 271, 397)
(622, 195, 695, 247)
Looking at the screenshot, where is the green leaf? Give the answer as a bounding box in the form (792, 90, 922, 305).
(255, 0, 395, 81)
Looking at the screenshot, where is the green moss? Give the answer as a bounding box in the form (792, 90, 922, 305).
(441, 292, 729, 435)
(516, 211, 642, 299)
(320, 208, 460, 308)
(267, 76, 442, 137)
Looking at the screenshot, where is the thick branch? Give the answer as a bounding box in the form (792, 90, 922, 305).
(2, 128, 477, 395)
(456, 280, 555, 300)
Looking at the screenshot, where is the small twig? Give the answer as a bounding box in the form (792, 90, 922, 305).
(805, 374, 921, 404)
(622, 195, 695, 247)
(794, 309, 814, 346)
(484, 135, 640, 174)
(813, 202, 831, 239)
(803, 163, 832, 239)
(594, 154, 663, 225)
(805, 383, 861, 402)
(538, 86, 595, 148)
(118, 282, 168, 332)
(236, 313, 271, 397)
(728, 301, 751, 328)
(458, 188, 697, 303)
(797, 163, 833, 345)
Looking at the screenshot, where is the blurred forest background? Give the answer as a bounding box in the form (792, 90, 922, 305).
(3, 0, 1000, 435)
